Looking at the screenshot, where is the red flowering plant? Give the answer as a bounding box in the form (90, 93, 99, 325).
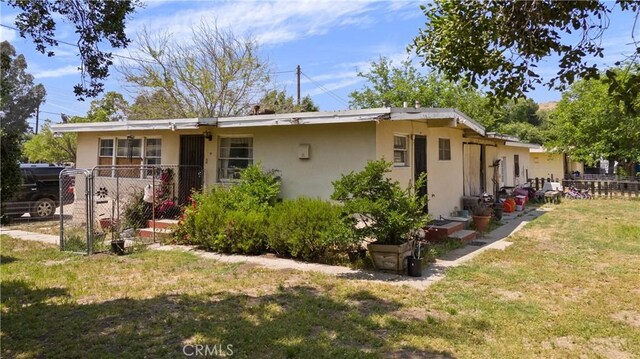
(154, 168, 181, 219)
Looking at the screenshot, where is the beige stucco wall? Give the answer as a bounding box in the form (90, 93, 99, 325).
(529, 152, 564, 180)
(76, 120, 469, 219)
(375, 121, 465, 219)
(211, 122, 377, 199)
(494, 144, 531, 187)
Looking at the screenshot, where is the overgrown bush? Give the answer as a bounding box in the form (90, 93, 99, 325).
(172, 164, 277, 253)
(267, 197, 355, 263)
(331, 159, 429, 245)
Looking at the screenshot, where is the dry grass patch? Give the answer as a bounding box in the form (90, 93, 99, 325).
(2, 199, 640, 358)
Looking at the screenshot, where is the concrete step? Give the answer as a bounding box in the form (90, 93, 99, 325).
(424, 221, 465, 241)
(448, 229, 476, 242)
(138, 227, 174, 239)
(146, 219, 179, 230)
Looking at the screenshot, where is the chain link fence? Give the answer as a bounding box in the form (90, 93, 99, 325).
(59, 165, 202, 255)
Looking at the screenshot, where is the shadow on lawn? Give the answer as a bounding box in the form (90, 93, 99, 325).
(0, 280, 468, 358)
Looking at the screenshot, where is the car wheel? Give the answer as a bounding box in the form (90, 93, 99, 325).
(31, 198, 55, 218)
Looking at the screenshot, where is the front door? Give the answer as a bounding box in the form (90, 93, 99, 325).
(414, 135, 428, 212)
(178, 135, 205, 204)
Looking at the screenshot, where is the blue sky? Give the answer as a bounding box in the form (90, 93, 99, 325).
(0, 0, 637, 130)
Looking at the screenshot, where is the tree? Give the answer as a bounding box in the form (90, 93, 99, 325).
(413, 1, 640, 111)
(86, 91, 130, 122)
(258, 89, 318, 113)
(349, 57, 494, 126)
(23, 121, 76, 163)
(119, 22, 271, 118)
(0, 41, 45, 203)
(128, 91, 183, 120)
(547, 68, 640, 175)
(22, 91, 129, 164)
(7, 0, 139, 99)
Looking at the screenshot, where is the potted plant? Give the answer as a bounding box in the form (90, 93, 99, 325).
(332, 160, 429, 274)
(407, 241, 424, 277)
(472, 203, 493, 232)
(111, 233, 126, 255)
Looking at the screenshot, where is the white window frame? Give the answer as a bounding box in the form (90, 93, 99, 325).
(217, 136, 253, 182)
(438, 138, 451, 161)
(97, 136, 162, 178)
(393, 134, 410, 167)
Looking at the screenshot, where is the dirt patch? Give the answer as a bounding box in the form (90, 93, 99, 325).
(612, 311, 640, 328)
(589, 337, 631, 359)
(43, 258, 71, 266)
(494, 289, 523, 301)
(541, 336, 578, 350)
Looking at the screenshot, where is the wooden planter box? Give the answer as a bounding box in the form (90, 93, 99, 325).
(367, 240, 414, 274)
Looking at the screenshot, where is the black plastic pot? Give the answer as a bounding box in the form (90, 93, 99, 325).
(407, 257, 422, 277)
(493, 207, 504, 221)
(111, 240, 126, 255)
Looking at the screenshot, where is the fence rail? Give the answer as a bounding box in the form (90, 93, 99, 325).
(527, 177, 640, 198)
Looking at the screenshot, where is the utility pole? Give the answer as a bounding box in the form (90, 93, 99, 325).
(35, 105, 40, 134)
(296, 65, 301, 106)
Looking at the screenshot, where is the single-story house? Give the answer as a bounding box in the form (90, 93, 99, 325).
(52, 107, 536, 219)
(529, 146, 584, 180)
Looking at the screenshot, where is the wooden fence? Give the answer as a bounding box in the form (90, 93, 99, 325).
(527, 178, 640, 198)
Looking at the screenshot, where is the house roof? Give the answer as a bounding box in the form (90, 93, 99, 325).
(51, 107, 487, 136)
(51, 118, 216, 133)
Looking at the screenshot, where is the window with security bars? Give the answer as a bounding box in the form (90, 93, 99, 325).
(218, 137, 253, 181)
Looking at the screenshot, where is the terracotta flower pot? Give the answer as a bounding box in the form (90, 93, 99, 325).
(472, 215, 491, 232)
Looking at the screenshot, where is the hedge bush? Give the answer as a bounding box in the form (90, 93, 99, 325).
(172, 164, 277, 254)
(267, 197, 354, 263)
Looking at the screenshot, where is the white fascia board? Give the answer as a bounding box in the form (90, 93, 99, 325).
(486, 132, 520, 142)
(217, 108, 390, 128)
(505, 141, 540, 149)
(51, 118, 217, 133)
(389, 107, 485, 136)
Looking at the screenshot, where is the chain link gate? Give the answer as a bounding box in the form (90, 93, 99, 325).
(59, 169, 92, 253)
(59, 165, 202, 255)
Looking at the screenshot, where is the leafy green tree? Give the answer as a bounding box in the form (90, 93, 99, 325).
(128, 91, 183, 120)
(23, 92, 130, 164)
(0, 41, 45, 203)
(7, 0, 139, 99)
(412, 1, 640, 112)
(258, 89, 318, 113)
(547, 69, 640, 175)
(119, 22, 270, 117)
(349, 57, 494, 125)
(23, 121, 76, 163)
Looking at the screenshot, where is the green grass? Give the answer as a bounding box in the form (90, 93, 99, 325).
(2, 199, 639, 358)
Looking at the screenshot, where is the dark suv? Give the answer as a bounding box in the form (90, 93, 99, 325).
(2, 164, 72, 219)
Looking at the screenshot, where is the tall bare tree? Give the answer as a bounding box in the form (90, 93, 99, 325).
(119, 22, 271, 118)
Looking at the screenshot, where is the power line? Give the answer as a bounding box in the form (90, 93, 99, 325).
(300, 71, 350, 106)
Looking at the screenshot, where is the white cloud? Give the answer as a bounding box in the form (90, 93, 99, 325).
(33, 65, 80, 79)
(126, 0, 381, 46)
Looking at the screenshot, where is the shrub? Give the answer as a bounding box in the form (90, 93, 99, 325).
(267, 197, 353, 262)
(122, 190, 153, 230)
(173, 164, 278, 254)
(331, 159, 429, 245)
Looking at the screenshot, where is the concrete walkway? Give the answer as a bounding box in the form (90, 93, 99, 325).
(2, 206, 552, 289)
(0, 228, 59, 245)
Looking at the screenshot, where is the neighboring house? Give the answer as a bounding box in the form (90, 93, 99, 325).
(52, 107, 533, 219)
(529, 146, 584, 180)
(457, 132, 536, 197)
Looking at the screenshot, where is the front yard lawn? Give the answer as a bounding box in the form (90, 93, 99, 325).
(2, 199, 639, 358)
